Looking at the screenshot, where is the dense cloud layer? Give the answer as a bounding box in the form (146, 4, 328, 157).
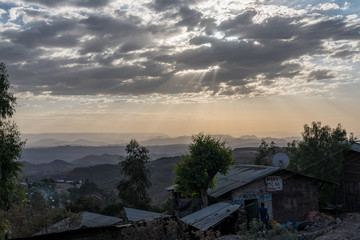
(0, 0, 359, 98)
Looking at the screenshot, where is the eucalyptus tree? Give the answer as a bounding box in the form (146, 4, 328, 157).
(117, 139, 151, 210)
(0, 63, 25, 210)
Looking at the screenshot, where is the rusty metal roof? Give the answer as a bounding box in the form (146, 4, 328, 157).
(34, 211, 122, 235)
(180, 202, 240, 231)
(207, 165, 281, 198)
(124, 207, 169, 222)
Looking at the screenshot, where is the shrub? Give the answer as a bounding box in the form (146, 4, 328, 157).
(240, 219, 299, 240)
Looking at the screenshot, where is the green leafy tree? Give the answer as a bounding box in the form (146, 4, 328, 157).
(286, 121, 351, 181)
(68, 179, 98, 201)
(174, 133, 233, 208)
(68, 196, 102, 213)
(1, 193, 78, 238)
(102, 202, 125, 218)
(117, 139, 151, 210)
(67, 179, 116, 210)
(254, 139, 277, 166)
(0, 63, 25, 210)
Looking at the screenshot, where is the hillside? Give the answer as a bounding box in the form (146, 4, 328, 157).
(71, 154, 123, 166)
(21, 160, 78, 178)
(21, 144, 188, 164)
(54, 164, 124, 184)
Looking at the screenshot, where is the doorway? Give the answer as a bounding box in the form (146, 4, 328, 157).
(245, 199, 258, 227)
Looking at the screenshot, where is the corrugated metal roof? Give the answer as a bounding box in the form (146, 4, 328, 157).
(124, 207, 169, 222)
(78, 211, 122, 227)
(207, 165, 281, 198)
(34, 211, 122, 235)
(352, 143, 360, 153)
(180, 202, 240, 231)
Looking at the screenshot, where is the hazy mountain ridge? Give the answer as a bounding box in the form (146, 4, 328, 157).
(21, 145, 188, 164)
(22, 133, 299, 148)
(71, 154, 123, 166)
(21, 160, 78, 177)
(21, 154, 123, 180)
(23, 133, 169, 148)
(20, 134, 298, 164)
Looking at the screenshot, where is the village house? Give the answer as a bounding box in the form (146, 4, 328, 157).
(54, 182, 73, 195)
(207, 164, 326, 223)
(170, 164, 328, 224)
(14, 209, 173, 240)
(338, 143, 360, 212)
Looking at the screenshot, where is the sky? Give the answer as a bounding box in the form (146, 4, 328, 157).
(0, 0, 359, 138)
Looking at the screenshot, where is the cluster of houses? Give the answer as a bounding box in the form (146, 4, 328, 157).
(14, 143, 360, 239)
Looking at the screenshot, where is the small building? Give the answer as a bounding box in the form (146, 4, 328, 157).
(180, 202, 240, 233)
(54, 182, 73, 195)
(207, 165, 323, 223)
(339, 143, 360, 211)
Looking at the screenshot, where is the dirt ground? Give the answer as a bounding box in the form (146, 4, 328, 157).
(314, 212, 360, 240)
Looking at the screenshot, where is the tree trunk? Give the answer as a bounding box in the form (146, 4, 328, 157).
(200, 188, 208, 209)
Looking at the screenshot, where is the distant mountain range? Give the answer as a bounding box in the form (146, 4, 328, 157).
(20, 145, 188, 164)
(20, 133, 299, 164)
(22, 133, 299, 148)
(20, 154, 123, 179)
(22, 133, 169, 148)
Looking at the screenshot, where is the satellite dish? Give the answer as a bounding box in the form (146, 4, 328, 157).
(272, 152, 290, 169)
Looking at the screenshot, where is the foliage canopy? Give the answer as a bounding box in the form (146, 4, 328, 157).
(174, 133, 233, 207)
(254, 139, 277, 166)
(117, 139, 151, 210)
(0, 63, 25, 210)
(0, 63, 16, 119)
(286, 121, 354, 182)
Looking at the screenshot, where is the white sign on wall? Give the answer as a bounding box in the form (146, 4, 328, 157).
(265, 176, 283, 191)
(233, 193, 272, 206)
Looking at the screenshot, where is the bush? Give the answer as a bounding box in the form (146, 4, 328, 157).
(240, 219, 299, 240)
(121, 218, 190, 240)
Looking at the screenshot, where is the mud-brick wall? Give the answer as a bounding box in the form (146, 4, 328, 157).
(272, 174, 319, 222)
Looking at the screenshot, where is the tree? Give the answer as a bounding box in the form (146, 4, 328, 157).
(174, 133, 233, 208)
(0, 63, 16, 119)
(117, 139, 151, 210)
(0, 63, 25, 210)
(68, 196, 102, 213)
(254, 139, 277, 166)
(66, 179, 117, 210)
(286, 121, 352, 182)
(0, 193, 78, 238)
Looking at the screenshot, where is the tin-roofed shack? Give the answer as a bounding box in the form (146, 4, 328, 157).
(339, 143, 360, 211)
(207, 165, 324, 223)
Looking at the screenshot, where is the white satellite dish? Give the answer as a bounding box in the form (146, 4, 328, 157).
(272, 152, 290, 169)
